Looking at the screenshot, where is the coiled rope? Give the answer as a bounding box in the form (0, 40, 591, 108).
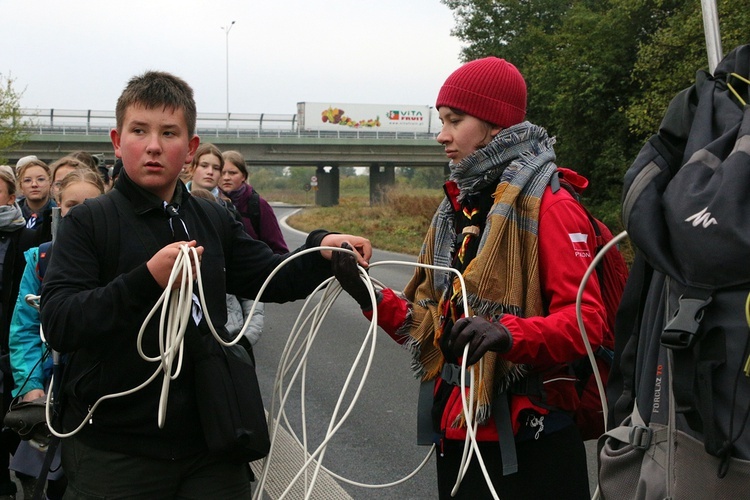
(36, 238, 618, 499)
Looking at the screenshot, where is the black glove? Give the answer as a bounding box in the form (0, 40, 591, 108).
(447, 317, 512, 366)
(331, 242, 372, 309)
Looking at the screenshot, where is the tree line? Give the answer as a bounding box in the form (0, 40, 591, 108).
(0, 75, 28, 165)
(442, 0, 749, 228)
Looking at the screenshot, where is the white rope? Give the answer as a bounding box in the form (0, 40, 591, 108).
(38, 235, 622, 499)
(368, 261, 498, 499)
(575, 230, 628, 437)
(255, 256, 478, 499)
(45, 244, 203, 437)
(40, 244, 450, 496)
(575, 229, 629, 500)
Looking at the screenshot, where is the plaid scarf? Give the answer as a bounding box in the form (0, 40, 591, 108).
(400, 121, 557, 425)
(0, 203, 26, 231)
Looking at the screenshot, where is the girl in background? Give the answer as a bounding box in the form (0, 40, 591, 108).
(186, 143, 224, 198)
(16, 159, 55, 243)
(220, 151, 289, 354)
(186, 144, 244, 225)
(220, 150, 288, 255)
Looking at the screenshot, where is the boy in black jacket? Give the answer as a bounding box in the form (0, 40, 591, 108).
(40, 71, 371, 498)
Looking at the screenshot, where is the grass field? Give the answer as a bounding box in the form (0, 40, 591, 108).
(263, 187, 443, 255)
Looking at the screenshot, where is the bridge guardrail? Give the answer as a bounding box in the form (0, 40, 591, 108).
(18, 108, 439, 141)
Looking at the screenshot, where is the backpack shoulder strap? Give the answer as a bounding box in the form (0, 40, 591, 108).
(85, 193, 122, 283)
(191, 196, 232, 248)
(241, 188, 262, 235)
(36, 241, 54, 281)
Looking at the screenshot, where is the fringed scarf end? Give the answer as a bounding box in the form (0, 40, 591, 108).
(497, 363, 530, 393)
(464, 293, 522, 318)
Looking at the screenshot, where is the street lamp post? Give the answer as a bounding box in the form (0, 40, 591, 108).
(222, 20, 236, 131)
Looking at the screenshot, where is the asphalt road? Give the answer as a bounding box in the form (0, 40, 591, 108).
(253, 206, 599, 499)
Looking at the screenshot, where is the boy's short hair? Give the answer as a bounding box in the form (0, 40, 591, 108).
(116, 71, 197, 136)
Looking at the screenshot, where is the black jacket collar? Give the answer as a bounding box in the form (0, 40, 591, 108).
(114, 168, 187, 215)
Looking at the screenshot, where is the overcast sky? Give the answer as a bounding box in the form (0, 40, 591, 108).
(1, 0, 464, 117)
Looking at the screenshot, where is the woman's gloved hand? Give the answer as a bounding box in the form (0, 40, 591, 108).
(331, 242, 373, 309)
(447, 316, 513, 366)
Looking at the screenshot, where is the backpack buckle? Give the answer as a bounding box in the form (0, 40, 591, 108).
(441, 363, 470, 387)
(662, 295, 712, 350)
(629, 425, 654, 450)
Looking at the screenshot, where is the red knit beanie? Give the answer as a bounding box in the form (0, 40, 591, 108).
(436, 57, 527, 128)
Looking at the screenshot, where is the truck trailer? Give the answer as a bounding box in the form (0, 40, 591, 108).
(296, 102, 439, 134)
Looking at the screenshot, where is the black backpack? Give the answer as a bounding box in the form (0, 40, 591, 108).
(598, 44, 750, 499)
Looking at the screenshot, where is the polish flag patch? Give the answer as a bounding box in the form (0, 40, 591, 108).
(569, 233, 591, 258)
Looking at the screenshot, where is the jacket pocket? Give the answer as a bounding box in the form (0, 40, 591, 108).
(66, 356, 104, 404)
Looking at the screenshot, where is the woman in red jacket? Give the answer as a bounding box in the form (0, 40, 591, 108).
(334, 57, 608, 499)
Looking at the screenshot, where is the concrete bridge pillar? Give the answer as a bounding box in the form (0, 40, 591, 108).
(368, 163, 395, 205)
(315, 164, 340, 207)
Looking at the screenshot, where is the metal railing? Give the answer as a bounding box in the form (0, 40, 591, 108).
(17, 108, 439, 141)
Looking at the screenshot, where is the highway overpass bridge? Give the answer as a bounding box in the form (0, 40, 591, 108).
(5, 109, 448, 206)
